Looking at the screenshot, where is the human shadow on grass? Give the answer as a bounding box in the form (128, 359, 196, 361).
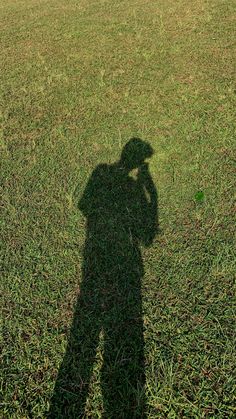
(48, 138, 158, 418)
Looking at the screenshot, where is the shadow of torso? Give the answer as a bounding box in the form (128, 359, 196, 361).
(80, 163, 147, 290)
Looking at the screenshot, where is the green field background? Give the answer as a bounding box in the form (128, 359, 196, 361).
(1, 0, 235, 417)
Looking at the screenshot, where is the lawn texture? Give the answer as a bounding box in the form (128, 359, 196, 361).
(1, 0, 235, 417)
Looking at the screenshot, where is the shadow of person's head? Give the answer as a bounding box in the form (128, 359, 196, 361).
(119, 138, 154, 172)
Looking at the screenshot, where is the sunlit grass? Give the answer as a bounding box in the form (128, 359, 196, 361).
(1, 0, 235, 417)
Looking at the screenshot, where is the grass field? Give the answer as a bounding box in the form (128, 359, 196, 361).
(1, 0, 235, 417)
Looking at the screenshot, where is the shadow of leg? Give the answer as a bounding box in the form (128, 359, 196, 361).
(47, 296, 100, 418)
(101, 271, 146, 419)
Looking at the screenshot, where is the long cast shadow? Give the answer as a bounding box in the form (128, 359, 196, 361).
(48, 138, 158, 418)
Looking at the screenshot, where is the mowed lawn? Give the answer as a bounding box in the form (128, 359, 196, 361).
(1, 0, 235, 417)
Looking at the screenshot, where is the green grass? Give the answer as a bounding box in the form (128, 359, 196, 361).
(1, 0, 235, 417)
